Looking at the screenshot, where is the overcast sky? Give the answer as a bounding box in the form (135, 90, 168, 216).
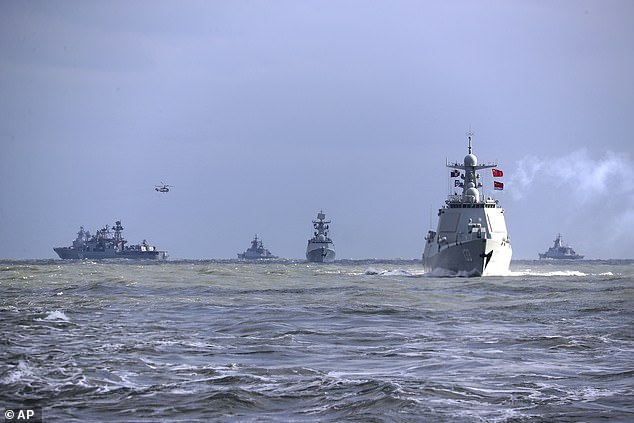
(1, 1, 633, 260)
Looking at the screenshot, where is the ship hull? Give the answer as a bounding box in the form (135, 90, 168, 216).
(423, 238, 511, 276)
(54, 247, 166, 260)
(306, 243, 336, 263)
(538, 254, 584, 260)
(237, 253, 278, 260)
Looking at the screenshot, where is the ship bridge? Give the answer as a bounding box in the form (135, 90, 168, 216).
(446, 195, 499, 208)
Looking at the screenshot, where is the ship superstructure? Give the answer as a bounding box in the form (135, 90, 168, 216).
(306, 211, 336, 263)
(539, 234, 584, 259)
(54, 221, 166, 260)
(237, 234, 278, 259)
(423, 133, 512, 276)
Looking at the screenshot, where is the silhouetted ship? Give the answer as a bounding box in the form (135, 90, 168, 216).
(54, 221, 166, 260)
(423, 132, 512, 276)
(539, 234, 584, 260)
(237, 234, 278, 259)
(306, 211, 336, 263)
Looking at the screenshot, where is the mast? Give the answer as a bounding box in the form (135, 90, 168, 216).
(113, 221, 125, 242)
(446, 132, 497, 204)
(311, 211, 331, 240)
(467, 129, 473, 155)
(113, 220, 127, 250)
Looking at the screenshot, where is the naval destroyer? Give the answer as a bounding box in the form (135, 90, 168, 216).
(306, 211, 336, 263)
(423, 133, 512, 276)
(237, 234, 278, 259)
(54, 221, 167, 260)
(539, 234, 584, 260)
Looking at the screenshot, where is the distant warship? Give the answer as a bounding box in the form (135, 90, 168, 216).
(539, 234, 584, 260)
(54, 221, 166, 260)
(423, 133, 512, 276)
(237, 234, 278, 259)
(306, 211, 336, 263)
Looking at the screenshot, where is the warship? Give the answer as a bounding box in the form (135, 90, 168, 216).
(539, 234, 584, 260)
(306, 211, 336, 263)
(423, 133, 512, 276)
(237, 234, 278, 259)
(54, 221, 167, 260)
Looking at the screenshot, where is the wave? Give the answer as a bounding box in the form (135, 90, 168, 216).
(364, 267, 426, 277)
(510, 270, 588, 277)
(364, 267, 602, 278)
(1, 360, 33, 384)
(37, 310, 70, 322)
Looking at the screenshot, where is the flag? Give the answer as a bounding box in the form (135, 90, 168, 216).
(494, 181, 504, 190)
(450, 169, 460, 177)
(492, 168, 504, 177)
(455, 180, 463, 187)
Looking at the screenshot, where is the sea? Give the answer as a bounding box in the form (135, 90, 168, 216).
(1, 259, 632, 422)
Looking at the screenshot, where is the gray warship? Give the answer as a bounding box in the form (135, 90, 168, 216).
(539, 234, 584, 260)
(306, 211, 336, 263)
(423, 133, 512, 276)
(54, 221, 167, 260)
(237, 234, 278, 259)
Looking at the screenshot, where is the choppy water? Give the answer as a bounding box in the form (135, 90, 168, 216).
(1, 259, 633, 422)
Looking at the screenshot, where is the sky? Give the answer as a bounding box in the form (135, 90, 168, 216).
(1, 0, 633, 260)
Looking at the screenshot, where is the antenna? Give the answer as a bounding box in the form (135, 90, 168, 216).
(466, 127, 474, 154)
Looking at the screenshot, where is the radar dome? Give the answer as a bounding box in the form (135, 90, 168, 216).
(464, 153, 477, 166)
(465, 187, 480, 202)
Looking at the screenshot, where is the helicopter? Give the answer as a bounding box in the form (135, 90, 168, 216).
(155, 182, 172, 193)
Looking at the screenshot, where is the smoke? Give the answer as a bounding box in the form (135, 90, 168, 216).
(508, 149, 633, 202)
(506, 149, 634, 258)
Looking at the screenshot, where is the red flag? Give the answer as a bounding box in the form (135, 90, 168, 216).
(492, 168, 504, 177)
(494, 181, 504, 190)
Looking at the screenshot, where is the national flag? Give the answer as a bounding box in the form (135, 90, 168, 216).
(450, 169, 460, 177)
(492, 168, 504, 177)
(494, 181, 504, 190)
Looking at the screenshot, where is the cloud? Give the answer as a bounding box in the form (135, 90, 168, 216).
(508, 149, 632, 202)
(506, 149, 634, 258)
